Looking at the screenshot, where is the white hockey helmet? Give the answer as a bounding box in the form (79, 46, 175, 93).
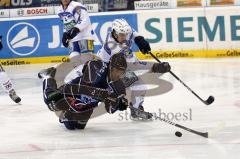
(112, 19, 132, 36)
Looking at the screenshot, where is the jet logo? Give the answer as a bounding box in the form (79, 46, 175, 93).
(7, 22, 40, 56)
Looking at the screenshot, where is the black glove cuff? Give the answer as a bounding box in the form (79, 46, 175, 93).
(68, 27, 80, 39)
(134, 36, 145, 46)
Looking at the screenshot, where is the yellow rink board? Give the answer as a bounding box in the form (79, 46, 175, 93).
(136, 49, 240, 60)
(0, 49, 240, 65)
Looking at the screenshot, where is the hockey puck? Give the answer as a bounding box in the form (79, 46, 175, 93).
(175, 131, 182, 137)
(206, 96, 215, 105)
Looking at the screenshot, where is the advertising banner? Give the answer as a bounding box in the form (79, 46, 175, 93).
(0, 0, 60, 9)
(0, 9, 9, 18)
(134, 0, 171, 10)
(177, 0, 202, 7)
(9, 7, 55, 17)
(1, 6, 240, 65)
(0, 13, 138, 61)
(210, 0, 234, 5)
(137, 7, 240, 58)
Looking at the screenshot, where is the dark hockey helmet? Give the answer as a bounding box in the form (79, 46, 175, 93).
(108, 53, 127, 82)
(109, 53, 127, 71)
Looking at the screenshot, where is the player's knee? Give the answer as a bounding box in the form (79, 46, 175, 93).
(75, 122, 87, 130)
(44, 90, 62, 103)
(47, 91, 63, 102)
(62, 121, 87, 130)
(63, 121, 76, 130)
(44, 91, 65, 111)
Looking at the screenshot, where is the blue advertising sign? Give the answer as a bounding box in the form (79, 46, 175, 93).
(0, 17, 67, 58)
(0, 13, 138, 59)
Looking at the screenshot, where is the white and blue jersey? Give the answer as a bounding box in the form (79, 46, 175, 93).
(57, 1, 95, 42)
(97, 29, 140, 63)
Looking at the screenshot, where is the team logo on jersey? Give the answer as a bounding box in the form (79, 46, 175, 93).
(7, 22, 40, 56)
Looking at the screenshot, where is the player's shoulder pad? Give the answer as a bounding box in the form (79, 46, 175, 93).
(82, 60, 107, 84)
(72, 1, 87, 15)
(56, 5, 64, 16)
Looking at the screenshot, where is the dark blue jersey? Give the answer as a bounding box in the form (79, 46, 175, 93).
(66, 60, 110, 112)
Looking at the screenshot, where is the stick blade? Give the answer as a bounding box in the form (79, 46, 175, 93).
(201, 132, 209, 138)
(205, 96, 214, 105)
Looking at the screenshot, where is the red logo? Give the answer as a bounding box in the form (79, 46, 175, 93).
(27, 8, 48, 15)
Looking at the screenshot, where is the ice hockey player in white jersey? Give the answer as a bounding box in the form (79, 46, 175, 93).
(97, 19, 171, 120)
(97, 19, 143, 63)
(55, 0, 95, 85)
(58, 0, 95, 50)
(0, 36, 21, 103)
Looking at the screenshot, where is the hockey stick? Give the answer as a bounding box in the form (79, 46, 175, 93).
(157, 116, 208, 138)
(129, 106, 208, 138)
(64, 84, 208, 138)
(148, 52, 214, 105)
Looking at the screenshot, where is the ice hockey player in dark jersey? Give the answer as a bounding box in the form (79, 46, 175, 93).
(38, 53, 129, 130)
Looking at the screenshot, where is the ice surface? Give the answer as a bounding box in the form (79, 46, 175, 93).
(0, 58, 239, 159)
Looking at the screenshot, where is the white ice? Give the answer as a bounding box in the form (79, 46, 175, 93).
(0, 58, 239, 159)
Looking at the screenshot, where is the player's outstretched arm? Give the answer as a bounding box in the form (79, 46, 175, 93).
(134, 36, 151, 54)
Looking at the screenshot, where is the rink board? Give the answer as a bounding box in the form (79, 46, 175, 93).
(0, 6, 240, 65)
(1, 49, 240, 65)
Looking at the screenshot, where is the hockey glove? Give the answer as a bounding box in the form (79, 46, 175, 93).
(68, 27, 80, 39)
(134, 36, 151, 54)
(62, 32, 70, 48)
(117, 97, 128, 111)
(152, 62, 171, 73)
(105, 96, 128, 113)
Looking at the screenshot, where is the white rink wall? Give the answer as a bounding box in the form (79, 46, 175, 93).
(0, 6, 240, 65)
